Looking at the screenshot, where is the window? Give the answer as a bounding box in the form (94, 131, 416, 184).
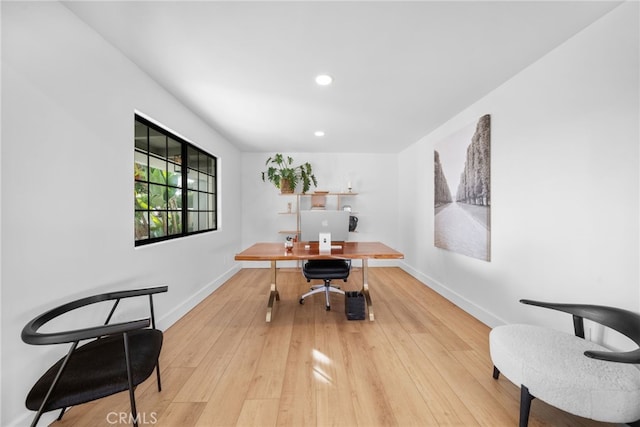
(134, 115, 217, 246)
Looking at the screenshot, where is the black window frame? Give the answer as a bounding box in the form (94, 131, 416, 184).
(134, 114, 218, 246)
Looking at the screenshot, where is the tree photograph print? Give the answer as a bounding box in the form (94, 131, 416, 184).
(434, 114, 491, 261)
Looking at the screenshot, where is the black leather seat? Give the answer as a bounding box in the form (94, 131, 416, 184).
(21, 286, 167, 427)
(300, 259, 351, 311)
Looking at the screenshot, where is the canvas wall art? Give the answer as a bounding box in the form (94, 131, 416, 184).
(434, 114, 491, 261)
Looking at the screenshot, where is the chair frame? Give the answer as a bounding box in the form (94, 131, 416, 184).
(21, 286, 168, 427)
(493, 299, 640, 427)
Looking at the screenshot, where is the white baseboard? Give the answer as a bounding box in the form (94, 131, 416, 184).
(158, 264, 241, 330)
(398, 261, 506, 328)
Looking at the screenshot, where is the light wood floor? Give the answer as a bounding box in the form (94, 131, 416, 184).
(52, 267, 613, 426)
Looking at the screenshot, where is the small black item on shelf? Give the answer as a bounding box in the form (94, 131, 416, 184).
(349, 216, 358, 232)
(345, 291, 365, 320)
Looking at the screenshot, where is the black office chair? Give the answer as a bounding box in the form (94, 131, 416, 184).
(299, 259, 351, 311)
(21, 286, 168, 427)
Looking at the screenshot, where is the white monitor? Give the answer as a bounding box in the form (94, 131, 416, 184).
(300, 210, 350, 242)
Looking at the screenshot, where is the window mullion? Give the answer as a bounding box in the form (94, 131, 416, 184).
(181, 143, 188, 236)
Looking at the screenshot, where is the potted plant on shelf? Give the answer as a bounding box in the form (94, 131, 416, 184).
(261, 153, 318, 194)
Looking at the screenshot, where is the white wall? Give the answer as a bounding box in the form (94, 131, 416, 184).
(241, 152, 399, 267)
(1, 3, 242, 425)
(398, 2, 639, 340)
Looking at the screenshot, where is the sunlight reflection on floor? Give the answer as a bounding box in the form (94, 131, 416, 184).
(312, 348, 333, 384)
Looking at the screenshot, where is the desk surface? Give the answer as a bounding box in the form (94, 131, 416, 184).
(235, 241, 404, 261)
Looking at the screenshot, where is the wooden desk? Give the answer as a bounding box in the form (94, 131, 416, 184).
(235, 241, 404, 322)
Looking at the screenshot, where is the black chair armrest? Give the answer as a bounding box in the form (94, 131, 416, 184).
(584, 348, 640, 364)
(22, 286, 168, 345)
(103, 286, 169, 300)
(22, 319, 151, 345)
(520, 299, 640, 364)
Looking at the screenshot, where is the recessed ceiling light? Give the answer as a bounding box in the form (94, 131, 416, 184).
(314, 131, 325, 137)
(315, 74, 333, 86)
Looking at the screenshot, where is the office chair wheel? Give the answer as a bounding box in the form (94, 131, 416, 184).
(326, 305, 330, 311)
(299, 298, 304, 305)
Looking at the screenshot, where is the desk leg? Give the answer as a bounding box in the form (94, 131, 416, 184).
(266, 260, 280, 323)
(361, 259, 374, 321)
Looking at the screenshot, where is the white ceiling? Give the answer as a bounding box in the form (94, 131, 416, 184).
(64, 1, 621, 153)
